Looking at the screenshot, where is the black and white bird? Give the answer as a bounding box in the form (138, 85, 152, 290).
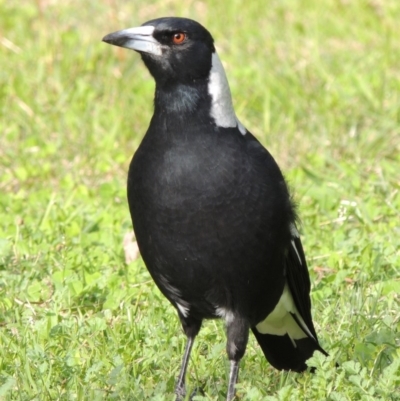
(103, 17, 327, 401)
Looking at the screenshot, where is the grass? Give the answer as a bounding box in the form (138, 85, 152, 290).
(1, 0, 399, 399)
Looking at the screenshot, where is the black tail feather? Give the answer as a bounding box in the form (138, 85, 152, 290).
(251, 329, 326, 372)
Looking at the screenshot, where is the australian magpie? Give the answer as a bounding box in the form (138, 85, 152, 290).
(103, 17, 328, 401)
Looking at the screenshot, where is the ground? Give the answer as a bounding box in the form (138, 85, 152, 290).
(0, 0, 399, 399)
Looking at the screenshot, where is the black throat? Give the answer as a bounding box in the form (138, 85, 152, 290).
(153, 80, 213, 125)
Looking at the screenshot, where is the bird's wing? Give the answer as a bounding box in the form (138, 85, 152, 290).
(285, 224, 326, 350)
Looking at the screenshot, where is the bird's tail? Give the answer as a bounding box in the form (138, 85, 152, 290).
(251, 328, 327, 372)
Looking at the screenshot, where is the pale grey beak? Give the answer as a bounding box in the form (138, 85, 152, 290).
(102, 25, 162, 56)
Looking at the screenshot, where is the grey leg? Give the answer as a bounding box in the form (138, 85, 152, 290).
(226, 360, 240, 401)
(175, 336, 195, 400)
(175, 315, 202, 401)
(225, 315, 249, 401)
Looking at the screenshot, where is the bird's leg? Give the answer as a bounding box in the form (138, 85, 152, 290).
(227, 360, 240, 401)
(175, 314, 202, 401)
(225, 316, 249, 401)
(175, 336, 195, 400)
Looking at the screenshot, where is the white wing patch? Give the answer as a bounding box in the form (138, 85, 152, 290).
(289, 223, 302, 265)
(177, 302, 190, 318)
(159, 274, 190, 317)
(289, 222, 300, 238)
(255, 283, 315, 345)
(208, 52, 246, 135)
(291, 240, 302, 265)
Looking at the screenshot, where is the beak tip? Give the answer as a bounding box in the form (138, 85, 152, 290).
(102, 34, 112, 44)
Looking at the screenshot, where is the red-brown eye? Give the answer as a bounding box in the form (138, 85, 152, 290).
(172, 32, 186, 44)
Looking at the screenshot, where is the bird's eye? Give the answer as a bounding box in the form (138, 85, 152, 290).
(172, 32, 186, 44)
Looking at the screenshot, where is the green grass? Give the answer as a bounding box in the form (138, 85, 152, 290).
(1, 0, 399, 399)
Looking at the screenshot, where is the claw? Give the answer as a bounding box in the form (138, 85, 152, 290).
(189, 386, 205, 400)
(175, 384, 186, 401)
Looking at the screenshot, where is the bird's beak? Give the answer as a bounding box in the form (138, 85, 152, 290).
(102, 25, 162, 56)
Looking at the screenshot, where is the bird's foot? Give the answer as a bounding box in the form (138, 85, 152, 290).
(175, 383, 186, 401)
(189, 386, 205, 400)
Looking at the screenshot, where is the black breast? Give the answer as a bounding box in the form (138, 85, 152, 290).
(127, 123, 294, 323)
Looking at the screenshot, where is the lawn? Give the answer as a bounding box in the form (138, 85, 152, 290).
(1, 0, 399, 399)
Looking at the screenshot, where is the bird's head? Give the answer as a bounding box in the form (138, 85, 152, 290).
(103, 17, 215, 87)
(103, 17, 244, 132)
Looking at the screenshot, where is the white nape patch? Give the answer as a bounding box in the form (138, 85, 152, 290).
(255, 283, 315, 344)
(215, 307, 235, 324)
(291, 240, 302, 266)
(237, 119, 246, 135)
(118, 25, 162, 56)
(289, 223, 300, 238)
(208, 53, 246, 135)
(177, 302, 190, 318)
